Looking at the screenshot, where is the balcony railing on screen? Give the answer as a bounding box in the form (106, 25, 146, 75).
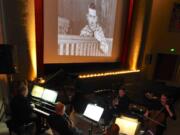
(58, 35, 113, 57)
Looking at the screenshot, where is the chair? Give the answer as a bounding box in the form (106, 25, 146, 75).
(6, 119, 34, 135)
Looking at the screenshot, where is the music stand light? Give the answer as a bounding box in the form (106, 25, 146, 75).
(83, 104, 104, 135)
(115, 116, 140, 135)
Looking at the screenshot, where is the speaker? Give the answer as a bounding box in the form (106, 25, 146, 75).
(0, 44, 15, 74)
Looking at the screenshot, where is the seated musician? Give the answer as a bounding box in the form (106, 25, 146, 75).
(9, 80, 39, 134)
(115, 87, 131, 114)
(48, 101, 83, 135)
(144, 93, 176, 135)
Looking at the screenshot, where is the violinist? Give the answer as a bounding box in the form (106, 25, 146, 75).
(144, 93, 176, 135)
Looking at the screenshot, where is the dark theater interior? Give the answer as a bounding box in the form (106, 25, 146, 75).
(0, 0, 180, 135)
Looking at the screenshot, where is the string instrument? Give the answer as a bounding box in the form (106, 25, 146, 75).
(144, 108, 166, 134)
(143, 93, 170, 135)
(129, 103, 166, 135)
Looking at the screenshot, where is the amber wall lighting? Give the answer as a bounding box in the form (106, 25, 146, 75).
(26, 0, 37, 80)
(129, 0, 146, 70)
(78, 69, 140, 79)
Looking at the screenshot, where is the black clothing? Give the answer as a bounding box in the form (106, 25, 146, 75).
(8, 95, 40, 135)
(103, 95, 131, 125)
(145, 100, 176, 135)
(10, 95, 33, 125)
(116, 95, 130, 114)
(48, 113, 82, 135)
(155, 102, 176, 135)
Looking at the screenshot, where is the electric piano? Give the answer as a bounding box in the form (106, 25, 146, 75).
(30, 85, 58, 117)
(30, 96, 56, 117)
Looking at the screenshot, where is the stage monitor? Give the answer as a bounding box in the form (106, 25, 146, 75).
(41, 88, 58, 103)
(31, 85, 44, 99)
(83, 104, 104, 122)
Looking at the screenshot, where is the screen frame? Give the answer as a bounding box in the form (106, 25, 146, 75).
(43, 0, 127, 64)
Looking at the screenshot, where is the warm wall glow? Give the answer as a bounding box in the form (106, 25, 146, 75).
(115, 116, 139, 135)
(129, 0, 146, 70)
(130, 40, 141, 70)
(26, 0, 37, 80)
(78, 69, 140, 79)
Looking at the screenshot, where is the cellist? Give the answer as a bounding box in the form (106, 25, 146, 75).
(144, 93, 176, 135)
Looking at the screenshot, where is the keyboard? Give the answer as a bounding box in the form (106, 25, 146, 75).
(31, 97, 56, 116)
(33, 107, 50, 116)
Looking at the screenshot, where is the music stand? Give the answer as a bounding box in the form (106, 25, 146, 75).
(115, 116, 140, 135)
(83, 104, 104, 135)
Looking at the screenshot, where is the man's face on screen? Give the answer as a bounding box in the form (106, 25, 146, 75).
(87, 14, 97, 29)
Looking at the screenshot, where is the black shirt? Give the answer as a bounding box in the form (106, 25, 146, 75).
(48, 114, 74, 135)
(116, 95, 130, 114)
(148, 100, 176, 127)
(10, 95, 33, 125)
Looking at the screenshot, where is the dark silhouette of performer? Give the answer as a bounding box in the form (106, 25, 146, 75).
(9, 80, 39, 134)
(144, 93, 176, 135)
(10, 81, 36, 126)
(104, 88, 131, 125)
(48, 101, 83, 135)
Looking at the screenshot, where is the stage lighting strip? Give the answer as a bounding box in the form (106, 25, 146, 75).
(78, 69, 140, 79)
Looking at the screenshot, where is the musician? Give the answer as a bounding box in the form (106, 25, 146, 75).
(115, 88, 131, 114)
(104, 88, 131, 125)
(144, 93, 176, 135)
(48, 101, 83, 135)
(9, 80, 39, 134)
